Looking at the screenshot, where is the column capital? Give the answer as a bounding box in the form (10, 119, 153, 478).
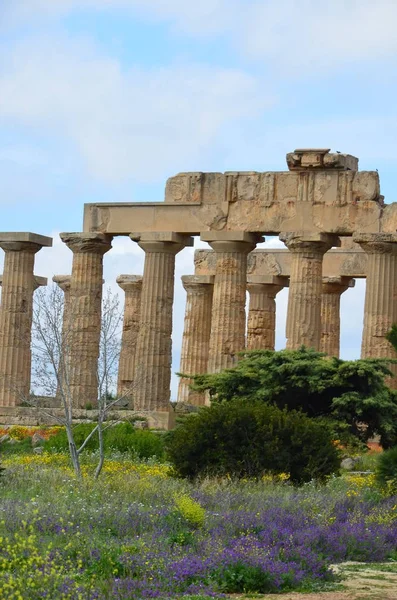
(116, 275, 143, 292)
(60, 232, 112, 255)
(201, 231, 264, 254)
(279, 231, 340, 254)
(130, 232, 193, 254)
(247, 275, 289, 287)
(52, 275, 71, 293)
(322, 276, 355, 295)
(33, 276, 47, 291)
(0, 232, 52, 254)
(181, 275, 214, 292)
(353, 232, 397, 255)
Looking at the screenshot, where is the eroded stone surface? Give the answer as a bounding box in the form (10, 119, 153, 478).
(60, 233, 112, 408)
(280, 232, 340, 350)
(116, 275, 143, 404)
(0, 235, 51, 407)
(177, 275, 214, 405)
(131, 234, 193, 411)
(247, 276, 288, 351)
(203, 233, 262, 372)
(353, 233, 397, 384)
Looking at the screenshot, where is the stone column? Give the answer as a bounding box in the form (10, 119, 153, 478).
(0, 233, 52, 407)
(60, 233, 112, 408)
(279, 231, 340, 350)
(52, 275, 71, 399)
(247, 275, 289, 351)
(177, 275, 214, 405)
(116, 275, 143, 403)
(353, 233, 397, 381)
(130, 232, 193, 417)
(201, 232, 263, 372)
(320, 276, 355, 357)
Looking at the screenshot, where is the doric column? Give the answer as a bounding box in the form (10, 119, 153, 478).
(279, 231, 340, 350)
(177, 275, 214, 405)
(130, 232, 193, 413)
(0, 233, 52, 407)
(116, 275, 143, 402)
(247, 275, 289, 351)
(353, 233, 397, 381)
(52, 275, 71, 399)
(320, 276, 355, 357)
(201, 232, 263, 372)
(60, 233, 112, 408)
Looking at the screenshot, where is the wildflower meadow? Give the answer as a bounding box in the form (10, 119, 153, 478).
(1, 427, 397, 599)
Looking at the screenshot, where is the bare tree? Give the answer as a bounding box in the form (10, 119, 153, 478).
(29, 284, 127, 479)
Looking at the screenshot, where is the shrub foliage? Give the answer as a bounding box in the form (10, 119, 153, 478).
(188, 347, 397, 447)
(44, 422, 165, 460)
(166, 400, 340, 484)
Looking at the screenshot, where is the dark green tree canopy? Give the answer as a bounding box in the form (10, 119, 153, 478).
(186, 347, 397, 447)
(166, 400, 340, 484)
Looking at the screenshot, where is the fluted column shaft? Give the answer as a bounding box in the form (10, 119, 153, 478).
(201, 233, 260, 372)
(0, 243, 40, 406)
(320, 277, 354, 357)
(131, 233, 193, 412)
(177, 275, 214, 405)
(60, 233, 112, 408)
(353, 233, 397, 383)
(280, 232, 339, 350)
(247, 276, 287, 350)
(52, 275, 71, 398)
(117, 275, 142, 402)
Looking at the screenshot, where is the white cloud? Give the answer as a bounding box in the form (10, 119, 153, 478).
(4, 0, 397, 71)
(0, 35, 271, 183)
(241, 1, 397, 70)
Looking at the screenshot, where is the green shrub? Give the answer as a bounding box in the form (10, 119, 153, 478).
(44, 422, 165, 459)
(375, 446, 397, 493)
(44, 424, 97, 453)
(165, 400, 340, 484)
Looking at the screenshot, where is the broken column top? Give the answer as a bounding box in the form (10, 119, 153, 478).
(0, 232, 53, 247)
(286, 149, 359, 171)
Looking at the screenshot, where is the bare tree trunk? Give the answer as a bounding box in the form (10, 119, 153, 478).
(94, 417, 105, 480)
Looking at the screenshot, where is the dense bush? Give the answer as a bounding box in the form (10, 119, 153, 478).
(188, 347, 397, 447)
(44, 422, 165, 460)
(375, 446, 397, 492)
(166, 400, 340, 484)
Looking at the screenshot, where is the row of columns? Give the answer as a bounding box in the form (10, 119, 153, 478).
(0, 231, 396, 415)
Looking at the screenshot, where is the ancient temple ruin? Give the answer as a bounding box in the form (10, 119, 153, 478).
(1, 149, 397, 428)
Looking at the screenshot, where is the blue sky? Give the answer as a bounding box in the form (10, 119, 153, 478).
(1, 1, 396, 396)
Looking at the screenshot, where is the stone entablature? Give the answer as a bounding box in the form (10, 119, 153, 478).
(83, 149, 383, 236)
(194, 245, 367, 280)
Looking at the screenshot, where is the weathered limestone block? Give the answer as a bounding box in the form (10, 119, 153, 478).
(84, 149, 382, 236)
(247, 275, 288, 351)
(201, 232, 263, 372)
(286, 148, 358, 171)
(130, 232, 193, 412)
(0, 233, 52, 407)
(177, 275, 214, 405)
(60, 233, 112, 408)
(195, 245, 367, 281)
(320, 276, 355, 357)
(116, 275, 143, 403)
(280, 232, 340, 350)
(353, 233, 397, 383)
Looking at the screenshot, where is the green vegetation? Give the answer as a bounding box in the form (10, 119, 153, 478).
(188, 347, 397, 447)
(44, 421, 165, 460)
(166, 399, 340, 483)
